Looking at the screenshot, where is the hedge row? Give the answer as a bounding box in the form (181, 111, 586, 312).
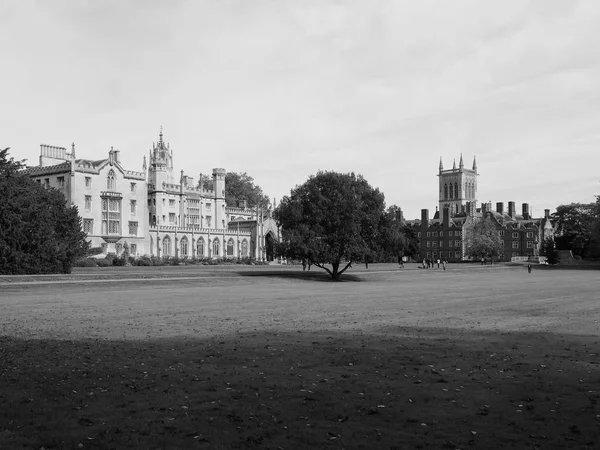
(73, 254, 269, 267)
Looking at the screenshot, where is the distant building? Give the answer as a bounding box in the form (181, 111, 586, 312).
(418, 156, 554, 262)
(24, 130, 279, 261)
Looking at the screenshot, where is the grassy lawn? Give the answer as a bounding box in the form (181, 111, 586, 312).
(1, 264, 599, 449)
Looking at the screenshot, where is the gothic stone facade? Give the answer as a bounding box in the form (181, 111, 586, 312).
(25, 131, 279, 261)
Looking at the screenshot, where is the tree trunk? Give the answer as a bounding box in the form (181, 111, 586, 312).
(331, 261, 340, 279)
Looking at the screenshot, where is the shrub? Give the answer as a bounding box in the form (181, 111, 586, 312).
(112, 255, 128, 266)
(73, 258, 98, 267)
(96, 259, 112, 267)
(134, 256, 153, 266)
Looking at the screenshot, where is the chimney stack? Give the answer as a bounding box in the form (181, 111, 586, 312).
(544, 209, 550, 219)
(522, 203, 530, 220)
(496, 202, 504, 214)
(508, 201, 516, 218)
(421, 209, 429, 228)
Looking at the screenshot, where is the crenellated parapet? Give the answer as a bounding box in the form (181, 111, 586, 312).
(149, 225, 252, 235)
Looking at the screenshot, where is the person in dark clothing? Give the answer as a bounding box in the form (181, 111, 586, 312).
(527, 263, 532, 274)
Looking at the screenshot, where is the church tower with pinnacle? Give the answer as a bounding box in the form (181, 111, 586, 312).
(438, 154, 478, 221)
(147, 127, 175, 225)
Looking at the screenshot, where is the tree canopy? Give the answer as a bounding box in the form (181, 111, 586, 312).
(552, 202, 598, 258)
(274, 171, 385, 279)
(463, 216, 503, 262)
(225, 172, 270, 208)
(0, 148, 88, 274)
(375, 205, 419, 262)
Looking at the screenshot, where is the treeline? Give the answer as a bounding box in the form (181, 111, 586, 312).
(552, 201, 600, 260)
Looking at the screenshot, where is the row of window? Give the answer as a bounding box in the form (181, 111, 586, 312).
(418, 230, 463, 238)
(103, 170, 137, 192)
(84, 197, 137, 214)
(37, 177, 65, 188)
(419, 230, 535, 239)
(151, 236, 250, 258)
(425, 251, 526, 260)
(425, 240, 534, 249)
(427, 240, 462, 248)
(82, 219, 138, 236)
(442, 182, 475, 200)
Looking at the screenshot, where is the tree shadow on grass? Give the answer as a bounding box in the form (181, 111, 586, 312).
(236, 269, 362, 282)
(1, 328, 598, 450)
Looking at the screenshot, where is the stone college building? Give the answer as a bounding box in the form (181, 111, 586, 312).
(418, 155, 554, 262)
(24, 130, 279, 261)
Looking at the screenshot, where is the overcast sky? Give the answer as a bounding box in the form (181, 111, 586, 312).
(2, 0, 599, 219)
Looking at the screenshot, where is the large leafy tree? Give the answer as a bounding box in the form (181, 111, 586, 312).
(274, 171, 385, 279)
(225, 172, 270, 208)
(463, 216, 503, 262)
(551, 202, 596, 257)
(376, 205, 419, 262)
(0, 148, 88, 274)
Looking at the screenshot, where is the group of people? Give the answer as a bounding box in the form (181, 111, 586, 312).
(422, 258, 447, 270)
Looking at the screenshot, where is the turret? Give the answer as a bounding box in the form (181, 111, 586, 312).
(472, 156, 477, 172)
(213, 168, 227, 229)
(439, 157, 443, 173)
(459, 153, 464, 169)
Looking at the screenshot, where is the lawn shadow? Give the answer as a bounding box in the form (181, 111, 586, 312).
(236, 269, 362, 282)
(2, 327, 599, 450)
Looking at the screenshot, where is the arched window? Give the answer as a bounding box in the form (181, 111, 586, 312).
(107, 169, 116, 191)
(454, 183, 459, 199)
(227, 238, 234, 256)
(197, 237, 205, 257)
(444, 184, 448, 200)
(162, 235, 171, 256)
(241, 239, 248, 257)
(150, 236, 154, 256)
(212, 238, 220, 257)
(180, 237, 188, 257)
(449, 183, 453, 199)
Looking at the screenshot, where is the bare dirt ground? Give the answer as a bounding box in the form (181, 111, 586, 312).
(1, 263, 599, 449)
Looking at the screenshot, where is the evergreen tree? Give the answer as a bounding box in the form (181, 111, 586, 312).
(0, 148, 88, 274)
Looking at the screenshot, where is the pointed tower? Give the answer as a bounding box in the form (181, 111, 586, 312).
(439, 157, 444, 173)
(472, 156, 477, 172)
(147, 127, 175, 225)
(438, 155, 478, 221)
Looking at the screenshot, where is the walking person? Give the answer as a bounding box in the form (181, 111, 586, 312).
(398, 255, 404, 268)
(527, 263, 532, 274)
